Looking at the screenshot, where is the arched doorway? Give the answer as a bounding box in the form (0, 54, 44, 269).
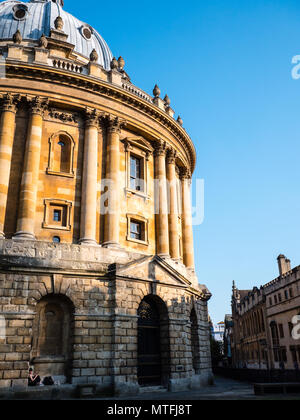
(31, 295, 74, 383)
(137, 295, 170, 386)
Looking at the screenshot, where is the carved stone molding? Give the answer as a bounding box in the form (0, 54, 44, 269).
(179, 167, 192, 181)
(1, 93, 19, 113)
(28, 96, 48, 116)
(3, 64, 196, 171)
(54, 16, 64, 31)
(84, 108, 102, 128)
(153, 139, 167, 157)
(167, 148, 177, 165)
(105, 115, 127, 134)
(46, 108, 80, 125)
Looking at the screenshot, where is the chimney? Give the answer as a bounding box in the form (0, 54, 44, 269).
(277, 254, 291, 276)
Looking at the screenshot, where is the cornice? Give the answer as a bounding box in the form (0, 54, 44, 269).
(1, 62, 196, 173)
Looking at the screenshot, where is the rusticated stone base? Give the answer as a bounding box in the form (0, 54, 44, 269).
(0, 239, 212, 396)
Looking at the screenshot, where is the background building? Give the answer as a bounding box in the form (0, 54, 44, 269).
(231, 255, 300, 373)
(212, 322, 225, 343)
(223, 315, 233, 366)
(0, 0, 212, 395)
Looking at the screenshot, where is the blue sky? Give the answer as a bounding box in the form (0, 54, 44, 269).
(67, 0, 300, 323)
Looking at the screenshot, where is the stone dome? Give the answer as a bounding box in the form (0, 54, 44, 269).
(0, 0, 113, 69)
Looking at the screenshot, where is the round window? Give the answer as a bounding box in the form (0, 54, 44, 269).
(81, 26, 92, 40)
(53, 236, 61, 243)
(13, 5, 28, 21)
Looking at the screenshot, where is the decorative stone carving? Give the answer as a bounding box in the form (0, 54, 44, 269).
(118, 56, 125, 70)
(12, 30, 22, 44)
(1, 93, 19, 113)
(85, 108, 101, 128)
(90, 49, 98, 63)
(6, 65, 196, 173)
(154, 139, 167, 157)
(179, 167, 191, 180)
(110, 57, 118, 70)
(54, 16, 64, 31)
(105, 115, 127, 133)
(153, 84, 161, 98)
(167, 148, 177, 164)
(164, 95, 171, 107)
(39, 34, 48, 49)
(177, 116, 183, 126)
(47, 109, 79, 124)
(28, 96, 48, 116)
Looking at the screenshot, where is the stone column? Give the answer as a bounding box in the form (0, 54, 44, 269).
(0, 94, 18, 238)
(180, 168, 195, 269)
(166, 148, 180, 260)
(79, 109, 100, 246)
(14, 97, 47, 240)
(103, 116, 126, 248)
(154, 140, 169, 257)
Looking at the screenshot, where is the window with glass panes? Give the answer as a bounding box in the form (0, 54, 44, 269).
(130, 220, 143, 241)
(130, 155, 142, 191)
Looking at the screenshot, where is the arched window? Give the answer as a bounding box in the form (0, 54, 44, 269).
(47, 132, 75, 177)
(31, 295, 74, 383)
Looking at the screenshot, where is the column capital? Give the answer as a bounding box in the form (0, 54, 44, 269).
(104, 114, 127, 133)
(27, 96, 48, 116)
(1, 93, 19, 113)
(167, 147, 177, 165)
(154, 139, 167, 157)
(84, 107, 102, 128)
(179, 167, 192, 181)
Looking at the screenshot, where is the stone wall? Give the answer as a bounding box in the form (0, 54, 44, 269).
(0, 240, 212, 395)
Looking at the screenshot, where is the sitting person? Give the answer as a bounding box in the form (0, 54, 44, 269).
(28, 368, 41, 387)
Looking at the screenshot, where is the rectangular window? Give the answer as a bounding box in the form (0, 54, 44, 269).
(278, 293, 282, 303)
(269, 297, 273, 306)
(50, 204, 67, 226)
(284, 290, 289, 300)
(274, 295, 278, 304)
(53, 209, 62, 222)
(289, 288, 294, 298)
(130, 220, 143, 241)
(130, 155, 143, 192)
(279, 324, 284, 339)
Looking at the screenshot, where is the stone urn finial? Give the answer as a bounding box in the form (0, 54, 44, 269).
(54, 16, 64, 31)
(164, 94, 171, 106)
(39, 34, 48, 49)
(153, 84, 161, 98)
(110, 57, 118, 70)
(90, 49, 98, 63)
(118, 56, 125, 70)
(13, 30, 22, 44)
(177, 116, 183, 126)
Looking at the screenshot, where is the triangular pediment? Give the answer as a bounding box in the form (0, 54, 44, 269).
(112, 255, 192, 288)
(123, 136, 154, 153)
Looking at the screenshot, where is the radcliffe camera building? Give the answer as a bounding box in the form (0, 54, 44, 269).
(0, 0, 212, 395)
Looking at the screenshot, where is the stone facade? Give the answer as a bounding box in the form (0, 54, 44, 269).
(231, 255, 300, 372)
(0, 0, 212, 395)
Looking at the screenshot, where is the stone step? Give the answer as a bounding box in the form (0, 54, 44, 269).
(139, 386, 168, 394)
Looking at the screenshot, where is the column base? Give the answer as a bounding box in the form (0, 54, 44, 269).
(13, 231, 36, 241)
(78, 238, 99, 246)
(102, 241, 122, 250)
